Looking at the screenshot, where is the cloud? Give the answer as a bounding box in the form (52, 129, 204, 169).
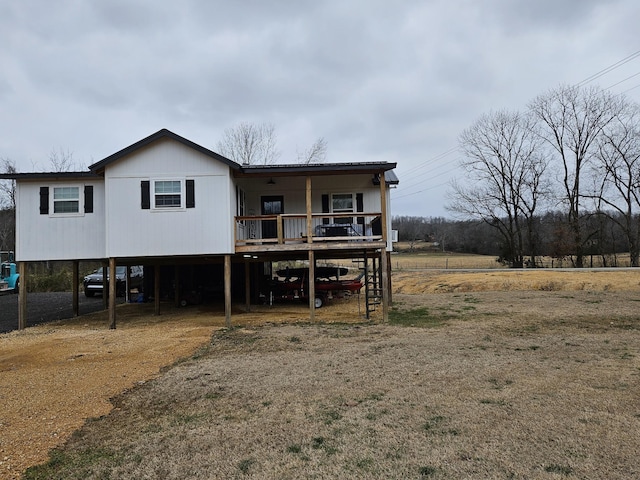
(0, 0, 639, 216)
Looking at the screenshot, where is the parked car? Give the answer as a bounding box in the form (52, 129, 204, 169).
(83, 265, 143, 297)
(0, 251, 19, 294)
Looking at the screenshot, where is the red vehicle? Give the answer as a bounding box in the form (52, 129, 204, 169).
(265, 267, 363, 308)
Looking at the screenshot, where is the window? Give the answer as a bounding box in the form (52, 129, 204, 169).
(332, 193, 353, 213)
(154, 180, 182, 208)
(331, 193, 354, 224)
(141, 179, 195, 210)
(53, 186, 80, 214)
(40, 185, 92, 215)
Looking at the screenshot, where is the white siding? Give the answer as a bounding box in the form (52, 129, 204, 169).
(104, 138, 234, 257)
(16, 181, 106, 261)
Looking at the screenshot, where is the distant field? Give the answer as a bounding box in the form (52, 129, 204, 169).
(390, 243, 636, 269)
(391, 252, 499, 270)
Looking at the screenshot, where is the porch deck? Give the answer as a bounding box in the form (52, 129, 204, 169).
(234, 212, 385, 254)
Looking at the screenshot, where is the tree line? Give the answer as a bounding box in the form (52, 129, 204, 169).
(392, 212, 633, 267)
(446, 84, 640, 268)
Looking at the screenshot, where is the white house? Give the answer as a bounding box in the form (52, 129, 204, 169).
(2, 129, 398, 328)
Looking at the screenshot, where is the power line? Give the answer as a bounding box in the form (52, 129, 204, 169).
(399, 148, 459, 190)
(393, 164, 460, 200)
(576, 50, 640, 87)
(606, 71, 640, 90)
(622, 83, 640, 94)
(400, 147, 458, 178)
(396, 51, 640, 206)
(392, 179, 452, 200)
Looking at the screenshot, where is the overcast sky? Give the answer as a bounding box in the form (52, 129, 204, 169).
(1, 0, 639, 217)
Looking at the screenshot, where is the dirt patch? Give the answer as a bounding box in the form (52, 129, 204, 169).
(2, 270, 640, 478)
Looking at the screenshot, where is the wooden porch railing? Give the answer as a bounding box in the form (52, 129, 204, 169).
(235, 212, 383, 246)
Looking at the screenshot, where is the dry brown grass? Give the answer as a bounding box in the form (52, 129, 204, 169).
(23, 303, 640, 479)
(4, 269, 640, 479)
(392, 269, 640, 294)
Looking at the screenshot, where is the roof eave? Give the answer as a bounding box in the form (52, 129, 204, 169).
(235, 162, 398, 178)
(0, 172, 101, 181)
(88, 128, 241, 174)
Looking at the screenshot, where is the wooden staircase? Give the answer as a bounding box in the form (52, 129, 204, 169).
(353, 254, 382, 319)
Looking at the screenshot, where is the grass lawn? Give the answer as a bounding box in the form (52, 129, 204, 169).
(20, 286, 640, 479)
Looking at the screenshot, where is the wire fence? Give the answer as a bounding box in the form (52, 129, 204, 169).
(390, 253, 637, 270)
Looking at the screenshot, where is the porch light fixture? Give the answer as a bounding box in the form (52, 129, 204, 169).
(267, 178, 276, 185)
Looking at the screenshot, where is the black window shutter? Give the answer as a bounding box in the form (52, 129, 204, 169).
(186, 179, 195, 208)
(321, 194, 330, 225)
(141, 181, 150, 209)
(356, 193, 364, 225)
(84, 185, 94, 213)
(39, 187, 49, 214)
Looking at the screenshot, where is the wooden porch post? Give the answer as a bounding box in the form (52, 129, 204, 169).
(380, 250, 389, 322)
(102, 260, 108, 310)
(308, 250, 315, 322)
(174, 265, 181, 307)
(387, 250, 393, 305)
(72, 260, 79, 316)
(154, 264, 161, 316)
(363, 250, 369, 320)
(378, 172, 390, 322)
(224, 255, 232, 327)
(125, 265, 131, 304)
(276, 215, 284, 244)
(307, 175, 315, 322)
(18, 262, 27, 330)
(108, 257, 117, 329)
(244, 260, 251, 312)
(306, 176, 313, 242)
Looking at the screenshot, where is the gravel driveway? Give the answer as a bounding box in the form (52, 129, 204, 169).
(0, 292, 125, 333)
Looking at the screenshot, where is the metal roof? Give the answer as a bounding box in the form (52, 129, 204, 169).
(0, 129, 398, 184)
(237, 161, 397, 176)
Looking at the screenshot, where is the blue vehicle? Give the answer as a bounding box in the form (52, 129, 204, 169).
(0, 251, 19, 294)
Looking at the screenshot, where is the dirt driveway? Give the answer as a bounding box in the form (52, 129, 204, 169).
(0, 303, 221, 479)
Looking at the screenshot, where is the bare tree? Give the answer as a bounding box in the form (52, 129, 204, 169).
(297, 137, 327, 164)
(0, 158, 17, 250)
(0, 158, 17, 210)
(593, 101, 640, 266)
(217, 122, 280, 165)
(448, 110, 548, 267)
(49, 148, 77, 172)
(392, 215, 428, 251)
(529, 84, 625, 267)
